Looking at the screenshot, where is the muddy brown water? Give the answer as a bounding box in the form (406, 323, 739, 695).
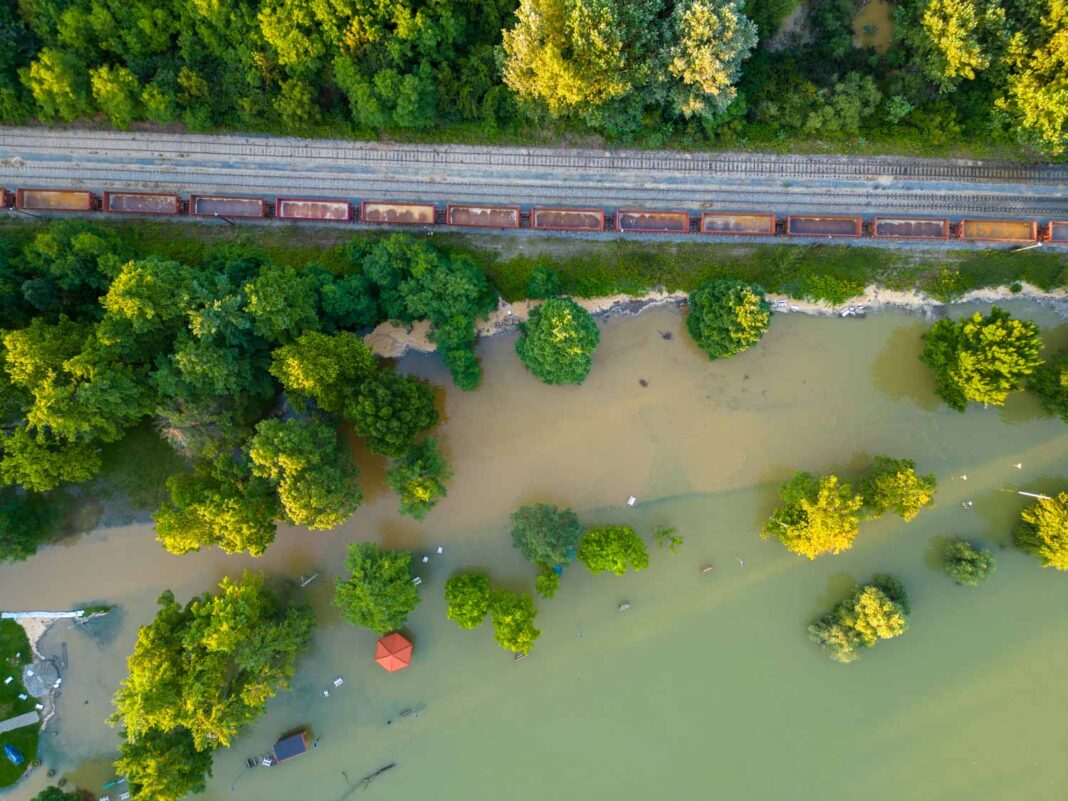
(2, 303, 1067, 801)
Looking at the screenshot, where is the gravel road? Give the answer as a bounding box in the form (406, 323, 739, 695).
(1, 127, 1067, 219)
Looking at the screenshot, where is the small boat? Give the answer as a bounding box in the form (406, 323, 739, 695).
(700, 565, 715, 575)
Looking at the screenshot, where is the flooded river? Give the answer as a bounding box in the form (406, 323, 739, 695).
(2, 302, 1067, 801)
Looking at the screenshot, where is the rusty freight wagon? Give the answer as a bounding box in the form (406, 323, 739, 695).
(700, 212, 776, 236)
(0, 187, 9, 208)
(786, 215, 863, 238)
(103, 191, 181, 215)
(276, 197, 352, 222)
(446, 204, 520, 228)
(615, 209, 690, 234)
(958, 219, 1038, 242)
(360, 201, 436, 225)
(531, 206, 605, 232)
(16, 188, 95, 212)
(871, 217, 950, 240)
(1046, 221, 1068, 243)
(190, 195, 266, 218)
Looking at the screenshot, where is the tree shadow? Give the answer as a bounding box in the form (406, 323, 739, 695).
(340, 421, 390, 506)
(809, 571, 857, 619)
(924, 535, 952, 573)
(870, 322, 941, 411)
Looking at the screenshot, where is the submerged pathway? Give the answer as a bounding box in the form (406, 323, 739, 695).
(1, 127, 1068, 219)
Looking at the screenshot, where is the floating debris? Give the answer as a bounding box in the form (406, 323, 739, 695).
(1014, 463, 1023, 469)
(627, 496, 637, 507)
(962, 501, 974, 510)
(333, 677, 344, 687)
(700, 565, 715, 575)
(436, 546, 444, 554)
(618, 602, 632, 612)
(658, 330, 673, 340)
(639, 379, 648, 387)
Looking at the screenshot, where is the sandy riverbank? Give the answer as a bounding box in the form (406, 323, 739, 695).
(363, 283, 1068, 358)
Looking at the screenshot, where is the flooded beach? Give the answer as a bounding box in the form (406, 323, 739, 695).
(2, 302, 1067, 801)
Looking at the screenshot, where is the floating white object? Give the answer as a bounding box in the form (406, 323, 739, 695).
(18, 693, 27, 700)
(25, 670, 33, 677)
(3, 676, 11, 685)
(422, 555, 430, 563)
(322, 690, 330, 698)
(333, 677, 344, 687)
(35, 703, 43, 710)
(618, 602, 632, 611)
(961, 475, 968, 480)
(626, 496, 637, 507)
(412, 577, 423, 586)
(53, 678, 62, 687)
(1014, 463, 1023, 469)
(436, 546, 444, 554)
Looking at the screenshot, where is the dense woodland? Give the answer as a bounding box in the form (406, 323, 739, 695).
(0, 0, 1065, 155)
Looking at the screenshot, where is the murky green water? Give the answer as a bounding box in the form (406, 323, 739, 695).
(2, 302, 1067, 801)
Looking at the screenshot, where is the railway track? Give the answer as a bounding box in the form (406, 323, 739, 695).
(2, 128, 1068, 186)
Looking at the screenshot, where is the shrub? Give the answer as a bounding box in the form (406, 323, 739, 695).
(444, 573, 492, 629)
(1030, 350, 1068, 423)
(386, 438, 452, 520)
(333, 543, 421, 633)
(859, 456, 936, 522)
(808, 575, 910, 663)
(762, 472, 864, 559)
(1015, 492, 1068, 570)
(510, 503, 583, 568)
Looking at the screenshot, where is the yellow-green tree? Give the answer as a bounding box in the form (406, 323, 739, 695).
(859, 456, 937, 522)
(808, 575, 910, 663)
(763, 472, 864, 559)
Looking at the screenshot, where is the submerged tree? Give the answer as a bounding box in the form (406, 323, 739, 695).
(859, 456, 937, 521)
(510, 503, 583, 568)
(489, 589, 541, 654)
(920, 307, 1043, 411)
(345, 370, 439, 457)
(444, 573, 492, 630)
(808, 575, 910, 663)
(577, 525, 650, 575)
(1030, 350, 1068, 423)
(111, 572, 314, 798)
(686, 278, 771, 360)
(1015, 492, 1068, 570)
(515, 298, 600, 385)
(386, 438, 452, 520)
(269, 330, 377, 414)
(334, 542, 421, 633)
(943, 538, 996, 585)
(762, 472, 864, 559)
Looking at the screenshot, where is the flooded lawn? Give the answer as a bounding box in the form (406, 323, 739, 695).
(2, 303, 1067, 801)
(853, 0, 895, 53)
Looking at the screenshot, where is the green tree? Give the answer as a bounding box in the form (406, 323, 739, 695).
(1015, 492, 1068, 570)
(516, 298, 600, 385)
(921, 307, 1043, 411)
(667, 0, 758, 117)
(153, 457, 279, 556)
(762, 472, 864, 559)
(274, 78, 321, 127)
(943, 538, 996, 585)
(444, 573, 492, 629)
(98, 258, 200, 343)
(90, 64, 141, 128)
(511, 503, 583, 567)
(489, 589, 541, 654)
(686, 279, 771, 360)
(859, 456, 937, 521)
(577, 525, 650, 575)
(527, 265, 562, 299)
(334, 542, 421, 633)
(269, 331, 376, 414)
(111, 572, 314, 751)
(249, 417, 362, 530)
(243, 265, 319, 343)
(115, 727, 213, 801)
(1030, 350, 1068, 422)
(0, 427, 101, 491)
(808, 575, 910, 663)
(345, 370, 439, 457)
(386, 438, 452, 520)
(22, 48, 91, 122)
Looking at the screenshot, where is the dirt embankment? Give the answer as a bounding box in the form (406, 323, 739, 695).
(363, 283, 1068, 358)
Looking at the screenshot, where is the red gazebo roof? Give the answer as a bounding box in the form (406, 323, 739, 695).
(375, 632, 412, 672)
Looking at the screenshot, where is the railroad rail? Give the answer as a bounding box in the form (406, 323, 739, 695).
(1, 127, 1067, 244)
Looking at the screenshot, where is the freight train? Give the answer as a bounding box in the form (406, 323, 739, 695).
(2, 186, 1066, 244)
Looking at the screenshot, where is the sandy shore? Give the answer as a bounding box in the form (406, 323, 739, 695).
(364, 283, 1068, 358)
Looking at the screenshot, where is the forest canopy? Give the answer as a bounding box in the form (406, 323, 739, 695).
(0, 0, 1064, 154)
